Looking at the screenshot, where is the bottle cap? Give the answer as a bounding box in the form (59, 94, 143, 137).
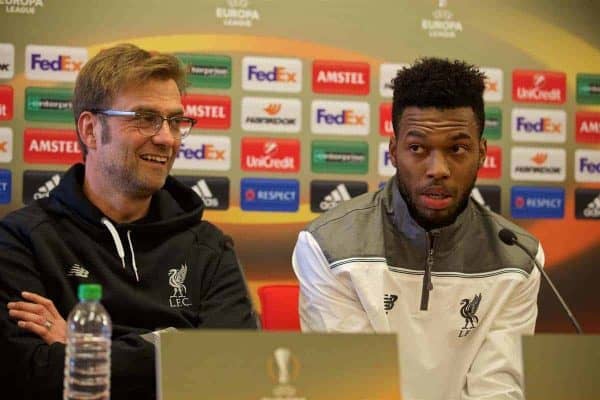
(78, 284, 102, 301)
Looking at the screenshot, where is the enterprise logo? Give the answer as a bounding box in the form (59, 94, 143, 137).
(26, 45, 87, 82)
(241, 178, 299, 212)
(511, 186, 564, 219)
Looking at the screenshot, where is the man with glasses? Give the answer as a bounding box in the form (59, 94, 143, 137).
(0, 44, 257, 399)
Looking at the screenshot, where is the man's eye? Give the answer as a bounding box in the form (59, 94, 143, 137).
(137, 113, 159, 126)
(452, 145, 468, 154)
(408, 144, 424, 153)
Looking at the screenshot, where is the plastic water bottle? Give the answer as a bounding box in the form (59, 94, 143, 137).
(64, 284, 112, 400)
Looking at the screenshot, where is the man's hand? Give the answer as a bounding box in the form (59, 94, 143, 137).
(7, 291, 67, 344)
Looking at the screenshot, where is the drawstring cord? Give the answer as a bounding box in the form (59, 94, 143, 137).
(101, 217, 140, 282)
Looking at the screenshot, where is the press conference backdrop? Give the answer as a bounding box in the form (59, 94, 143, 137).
(0, 0, 598, 332)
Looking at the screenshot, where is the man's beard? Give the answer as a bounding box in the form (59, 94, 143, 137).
(395, 172, 477, 231)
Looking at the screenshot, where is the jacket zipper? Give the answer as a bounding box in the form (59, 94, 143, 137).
(420, 231, 437, 311)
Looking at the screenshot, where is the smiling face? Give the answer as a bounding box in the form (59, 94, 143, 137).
(86, 78, 183, 199)
(389, 106, 486, 231)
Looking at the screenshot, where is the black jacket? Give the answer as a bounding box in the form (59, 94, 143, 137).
(0, 164, 257, 399)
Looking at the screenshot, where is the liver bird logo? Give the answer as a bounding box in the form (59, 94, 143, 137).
(460, 293, 481, 329)
(168, 264, 188, 298)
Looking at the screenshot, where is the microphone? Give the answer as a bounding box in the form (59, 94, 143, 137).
(498, 228, 583, 334)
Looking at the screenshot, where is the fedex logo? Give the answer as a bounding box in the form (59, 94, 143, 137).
(241, 137, 300, 173)
(182, 94, 230, 130)
(576, 111, 600, 143)
(242, 56, 302, 93)
(0, 43, 14, 79)
(173, 135, 230, 171)
(26, 45, 87, 82)
(0, 85, 13, 121)
(477, 146, 502, 179)
(575, 149, 600, 183)
(379, 103, 393, 136)
(511, 108, 566, 143)
(312, 60, 370, 95)
(378, 142, 395, 176)
(0, 128, 13, 163)
(311, 100, 369, 135)
(481, 67, 503, 102)
(512, 70, 566, 104)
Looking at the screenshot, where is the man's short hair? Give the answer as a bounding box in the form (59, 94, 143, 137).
(73, 43, 187, 158)
(391, 57, 486, 137)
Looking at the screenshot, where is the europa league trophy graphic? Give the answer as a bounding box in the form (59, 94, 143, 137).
(274, 347, 291, 385)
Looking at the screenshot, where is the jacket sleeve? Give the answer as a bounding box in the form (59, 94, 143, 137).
(0, 224, 156, 400)
(292, 230, 373, 332)
(196, 236, 258, 329)
(461, 243, 544, 400)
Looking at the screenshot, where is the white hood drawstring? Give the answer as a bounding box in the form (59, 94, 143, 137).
(101, 217, 140, 282)
(126, 230, 140, 282)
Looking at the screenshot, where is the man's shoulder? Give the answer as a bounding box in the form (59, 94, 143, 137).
(307, 189, 382, 234)
(1, 201, 49, 233)
(469, 201, 541, 274)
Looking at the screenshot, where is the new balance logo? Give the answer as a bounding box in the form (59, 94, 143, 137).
(33, 174, 60, 200)
(384, 294, 398, 314)
(319, 184, 351, 211)
(191, 179, 219, 208)
(67, 264, 89, 278)
(584, 194, 600, 218)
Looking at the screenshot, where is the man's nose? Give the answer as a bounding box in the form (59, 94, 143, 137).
(426, 151, 450, 179)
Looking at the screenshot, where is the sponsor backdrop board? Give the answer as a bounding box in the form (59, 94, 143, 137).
(0, 0, 598, 332)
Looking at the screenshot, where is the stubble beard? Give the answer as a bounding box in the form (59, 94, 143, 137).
(395, 170, 477, 231)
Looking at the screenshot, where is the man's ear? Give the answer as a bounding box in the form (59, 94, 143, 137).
(77, 111, 98, 150)
(388, 135, 398, 169)
(478, 137, 487, 169)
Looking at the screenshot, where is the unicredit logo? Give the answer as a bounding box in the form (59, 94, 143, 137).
(241, 138, 300, 172)
(512, 70, 566, 104)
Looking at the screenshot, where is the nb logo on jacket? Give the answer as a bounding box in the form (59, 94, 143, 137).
(168, 264, 191, 308)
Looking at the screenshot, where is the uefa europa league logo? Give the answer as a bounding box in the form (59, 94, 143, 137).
(274, 347, 292, 384)
(267, 347, 302, 398)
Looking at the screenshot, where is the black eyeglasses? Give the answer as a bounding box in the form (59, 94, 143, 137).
(89, 109, 196, 139)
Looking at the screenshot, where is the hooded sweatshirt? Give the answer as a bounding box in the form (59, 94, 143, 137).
(0, 164, 257, 399)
